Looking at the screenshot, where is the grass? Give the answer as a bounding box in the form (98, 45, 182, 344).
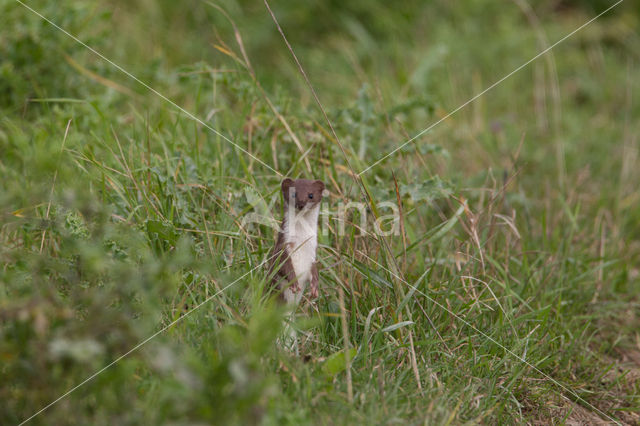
(1, 0, 640, 424)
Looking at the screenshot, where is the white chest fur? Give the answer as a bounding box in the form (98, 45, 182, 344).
(282, 205, 319, 304)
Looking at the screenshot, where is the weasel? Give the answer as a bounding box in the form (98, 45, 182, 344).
(268, 178, 324, 305)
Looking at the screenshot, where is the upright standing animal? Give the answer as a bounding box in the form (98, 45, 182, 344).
(268, 178, 324, 305)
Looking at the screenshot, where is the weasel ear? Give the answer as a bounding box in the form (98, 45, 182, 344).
(281, 178, 294, 198)
(313, 180, 325, 192)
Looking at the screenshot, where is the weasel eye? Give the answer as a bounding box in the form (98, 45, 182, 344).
(308, 193, 314, 199)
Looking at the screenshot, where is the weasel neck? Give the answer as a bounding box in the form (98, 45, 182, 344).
(282, 203, 320, 241)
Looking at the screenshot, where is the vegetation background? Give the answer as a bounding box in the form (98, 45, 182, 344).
(1, 0, 639, 424)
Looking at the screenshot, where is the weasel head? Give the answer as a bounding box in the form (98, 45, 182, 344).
(281, 178, 325, 211)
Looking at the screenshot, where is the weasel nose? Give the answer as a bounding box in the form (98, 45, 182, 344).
(308, 193, 313, 199)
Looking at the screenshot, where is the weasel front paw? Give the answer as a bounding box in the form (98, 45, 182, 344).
(290, 280, 301, 293)
(310, 285, 318, 299)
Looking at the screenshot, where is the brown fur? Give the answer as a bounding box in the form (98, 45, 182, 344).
(268, 178, 324, 301)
